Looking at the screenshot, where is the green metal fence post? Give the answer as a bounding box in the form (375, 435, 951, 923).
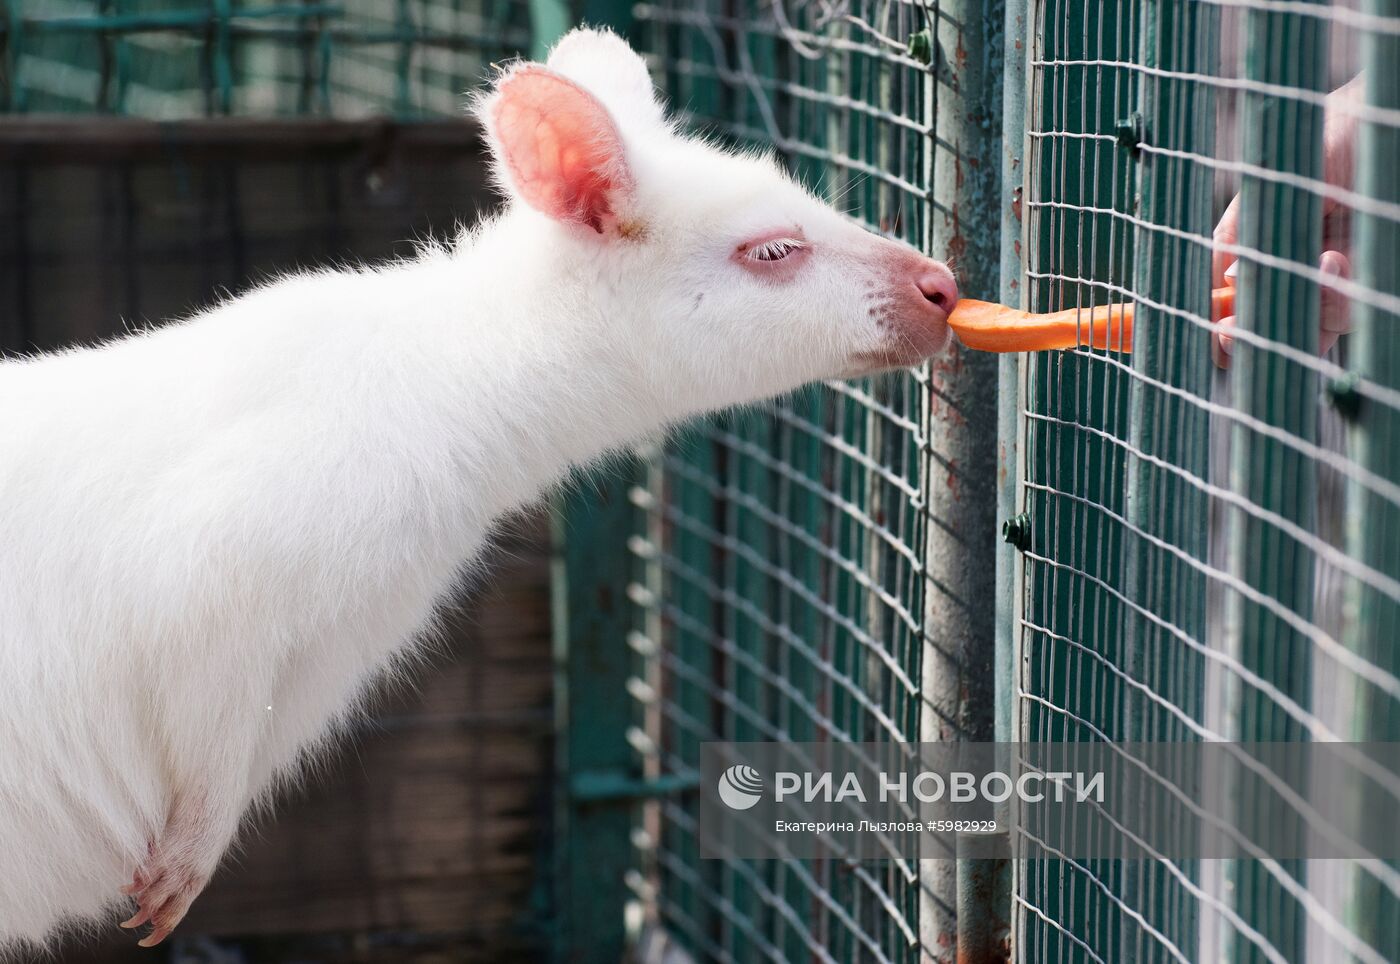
(210, 0, 234, 114)
(544, 3, 647, 957)
(553, 471, 644, 964)
(922, 0, 1008, 958)
(528, 0, 570, 61)
(996, 0, 1029, 955)
(996, 0, 1029, 756)
(925, 0, 1003, 750)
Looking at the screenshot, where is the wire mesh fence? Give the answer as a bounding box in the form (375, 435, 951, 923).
(6, 1, 1398, 961)
(615, 0, 1400, 962)
(2, 0, 531, 117)
(1017, 0, 1399, 961)
(621, 1, 982, 960)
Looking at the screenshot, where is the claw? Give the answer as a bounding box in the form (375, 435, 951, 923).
(119, 907, 152, 929)
(120, 859, 204, 947)
(119, 806, 215, 946)
(138, 928, 171, 948)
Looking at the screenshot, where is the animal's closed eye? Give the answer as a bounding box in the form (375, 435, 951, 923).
(742, 238, 806, 262)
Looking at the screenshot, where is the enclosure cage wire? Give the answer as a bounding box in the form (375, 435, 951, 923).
(1017, 0, 1398, 962)
(622, 0, 1400, 962)
(2, 0, 532, 118)
(624, 1, 952, 960)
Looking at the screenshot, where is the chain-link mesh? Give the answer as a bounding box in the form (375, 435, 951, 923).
(2, 0, 531, 117)
(1018, 0, 1398, 961)
(624, 0, 1398, 962)
(625, 2, 952, 960)
(11, 1, 1398, 960)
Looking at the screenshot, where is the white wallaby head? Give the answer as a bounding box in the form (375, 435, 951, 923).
(477, 27, 958, 412)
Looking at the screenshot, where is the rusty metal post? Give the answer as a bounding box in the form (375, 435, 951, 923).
(995, 0, 1031, 955)
(921, 0, 1011, 960)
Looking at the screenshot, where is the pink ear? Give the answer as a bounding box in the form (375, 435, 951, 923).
(487, 66, 633, 233)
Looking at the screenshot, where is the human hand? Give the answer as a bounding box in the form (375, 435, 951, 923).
(1211, 76, 1362, 368)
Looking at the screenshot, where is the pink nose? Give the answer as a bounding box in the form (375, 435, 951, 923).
(915, 269, 959, 315)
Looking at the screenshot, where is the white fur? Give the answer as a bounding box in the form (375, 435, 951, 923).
(0, 28, 952, 951)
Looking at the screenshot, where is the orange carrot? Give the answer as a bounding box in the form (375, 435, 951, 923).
(948, 287, 1235, 353)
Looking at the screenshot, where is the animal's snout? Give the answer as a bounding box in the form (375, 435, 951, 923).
(914, 265, 959, 319)
(846, 241, 961, 375)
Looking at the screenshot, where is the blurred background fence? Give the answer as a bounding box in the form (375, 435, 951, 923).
(2, 0, 531, 116)
(3, 1, 1398, 963)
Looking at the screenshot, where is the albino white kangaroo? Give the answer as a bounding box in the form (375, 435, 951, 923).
(0, 28, 957, 952)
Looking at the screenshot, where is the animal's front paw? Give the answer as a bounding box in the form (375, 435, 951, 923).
(118, 838, 210, 947)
